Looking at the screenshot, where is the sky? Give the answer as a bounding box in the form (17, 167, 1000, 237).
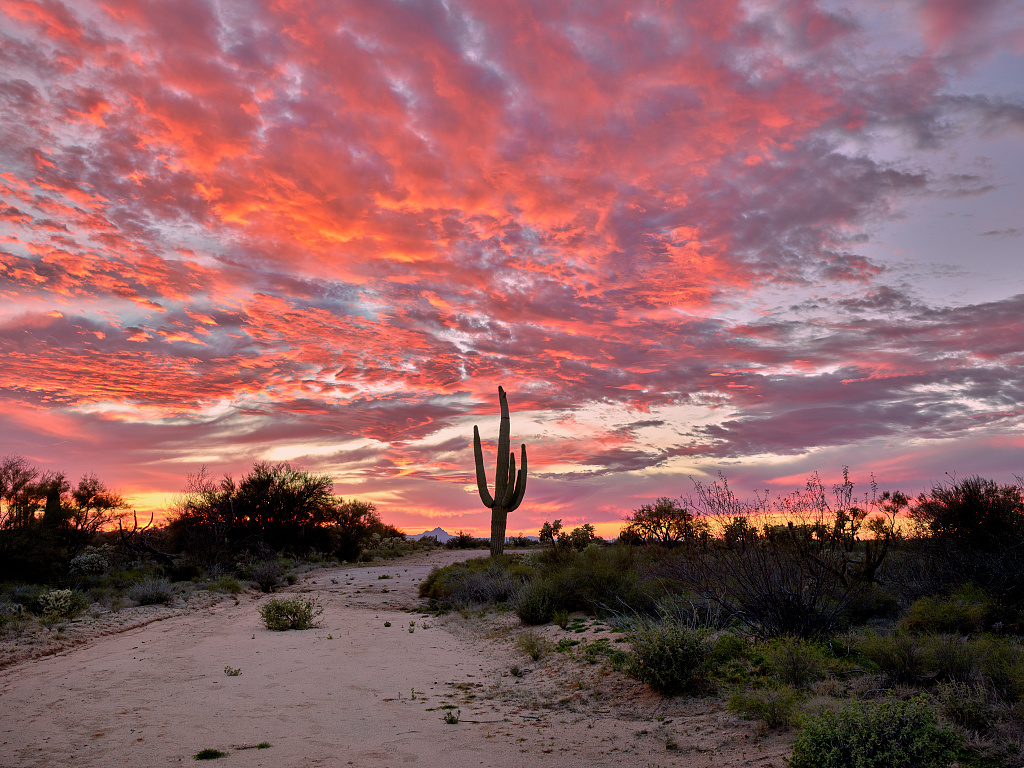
(1, 0, 1023, 539)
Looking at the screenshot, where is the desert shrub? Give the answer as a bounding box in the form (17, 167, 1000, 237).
(0, 601, 27, 632)
(711, 632, 748, 663)
(37, 588, 88, 620)
(856, 631, 927, 684)
(728, 685, 801, 729)
(249, 560, 282, 593)
(419, 556, 530, 609)
(651, 472, 899, 639)
(513, 578, 560, 625)
(209, 575, 243, 594)
(259, 596, 322, 630)
(68, 548, 110, 579)
(170, 562, 203, 582)
(930, 634, 983, 685)
(445, 531, 484, 550)
(979, 636, 1024, 702)
(128, 576, 174, 605)
(627, 620, 710, 695)
(764, 636, 829, 688)
(937, 681, 1002, 733)
(789, 695, 960, 768)
(8, 584, 46, 613)
(900, 588, 991, 635)
(516, 630, 551, 661)
(909, 476, 1024, 599)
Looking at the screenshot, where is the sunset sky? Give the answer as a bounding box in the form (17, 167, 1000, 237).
(1, 0, 1023, 538)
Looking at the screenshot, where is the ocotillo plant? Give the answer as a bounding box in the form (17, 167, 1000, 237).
(473, 386, 528, 556)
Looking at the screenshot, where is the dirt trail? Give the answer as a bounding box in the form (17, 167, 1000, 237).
(0, 550, 791, 767)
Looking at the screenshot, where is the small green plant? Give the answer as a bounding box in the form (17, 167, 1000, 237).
(258, 596, 322, 631)
(384, 621, 391, 627)
(194, 748, 228, 760)
(555, 638, 580, 652)
(516, 630, 551, 661)
(510, 665, 523, 677)
(378, 574, 392, 579)
(627, 621, 709, 695)
(443, 708, 461, 724)
(788, 695, 960, 768)
(711, 632, 747, 663)
(553, 608, 569, 629)
(409, 621, 415, 633)
(256, 742, 271, 749)
(224, 666, 241, 676)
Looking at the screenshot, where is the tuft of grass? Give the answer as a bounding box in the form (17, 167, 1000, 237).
(128, 576, 174, 605)
(516, 630, 552, 661)
(728, 685, 802, 729)
(442, 708, 461, 724)
(258, 596, 322, 631)
(256, 742, 271, 749)
(223, 666, 241, 676)
(194, 748, 228, 760)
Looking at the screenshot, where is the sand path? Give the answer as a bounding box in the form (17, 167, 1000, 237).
(0, 551, 791, 767)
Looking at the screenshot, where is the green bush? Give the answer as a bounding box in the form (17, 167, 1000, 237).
(788, 696, 960, 768)
(627, 621, 710, 695)
(209, 575, 244, 594)
(729, 685, 801, 729)
(258, 596, 322, 631)
(979, 635, 1024, 702)
(128, 576, 174, 605)
(711, 632, 748, 663)
(513, 579, 559, 625)
(929, 634, 982, 685)
(856, 631, 926, 684)
(936, 681, 1001, 733)
(900, 588, 990, 635)
(765, 636, 828, 689)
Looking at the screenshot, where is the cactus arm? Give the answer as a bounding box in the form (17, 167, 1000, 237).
(473, 425, 495, 508)
(508, 444, 528, 511)
(500, 451, 517, 507)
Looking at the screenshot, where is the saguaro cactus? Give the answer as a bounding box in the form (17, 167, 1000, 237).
(473, 386, 528, 557)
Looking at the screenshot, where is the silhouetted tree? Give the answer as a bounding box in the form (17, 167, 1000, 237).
(622, 497, 709, 546)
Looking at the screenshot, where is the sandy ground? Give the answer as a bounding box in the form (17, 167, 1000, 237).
(0, 550, 792, 767)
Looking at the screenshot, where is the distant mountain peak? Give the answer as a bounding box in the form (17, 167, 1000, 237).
(408, 527, 454, 542)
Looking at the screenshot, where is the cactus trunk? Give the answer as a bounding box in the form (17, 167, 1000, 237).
(473, 386, 528, 557)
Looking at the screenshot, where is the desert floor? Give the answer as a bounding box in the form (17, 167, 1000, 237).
(0, 549, 792, 767)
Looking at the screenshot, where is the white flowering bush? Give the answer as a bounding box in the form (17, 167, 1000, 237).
(68, 548, 110, 578)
